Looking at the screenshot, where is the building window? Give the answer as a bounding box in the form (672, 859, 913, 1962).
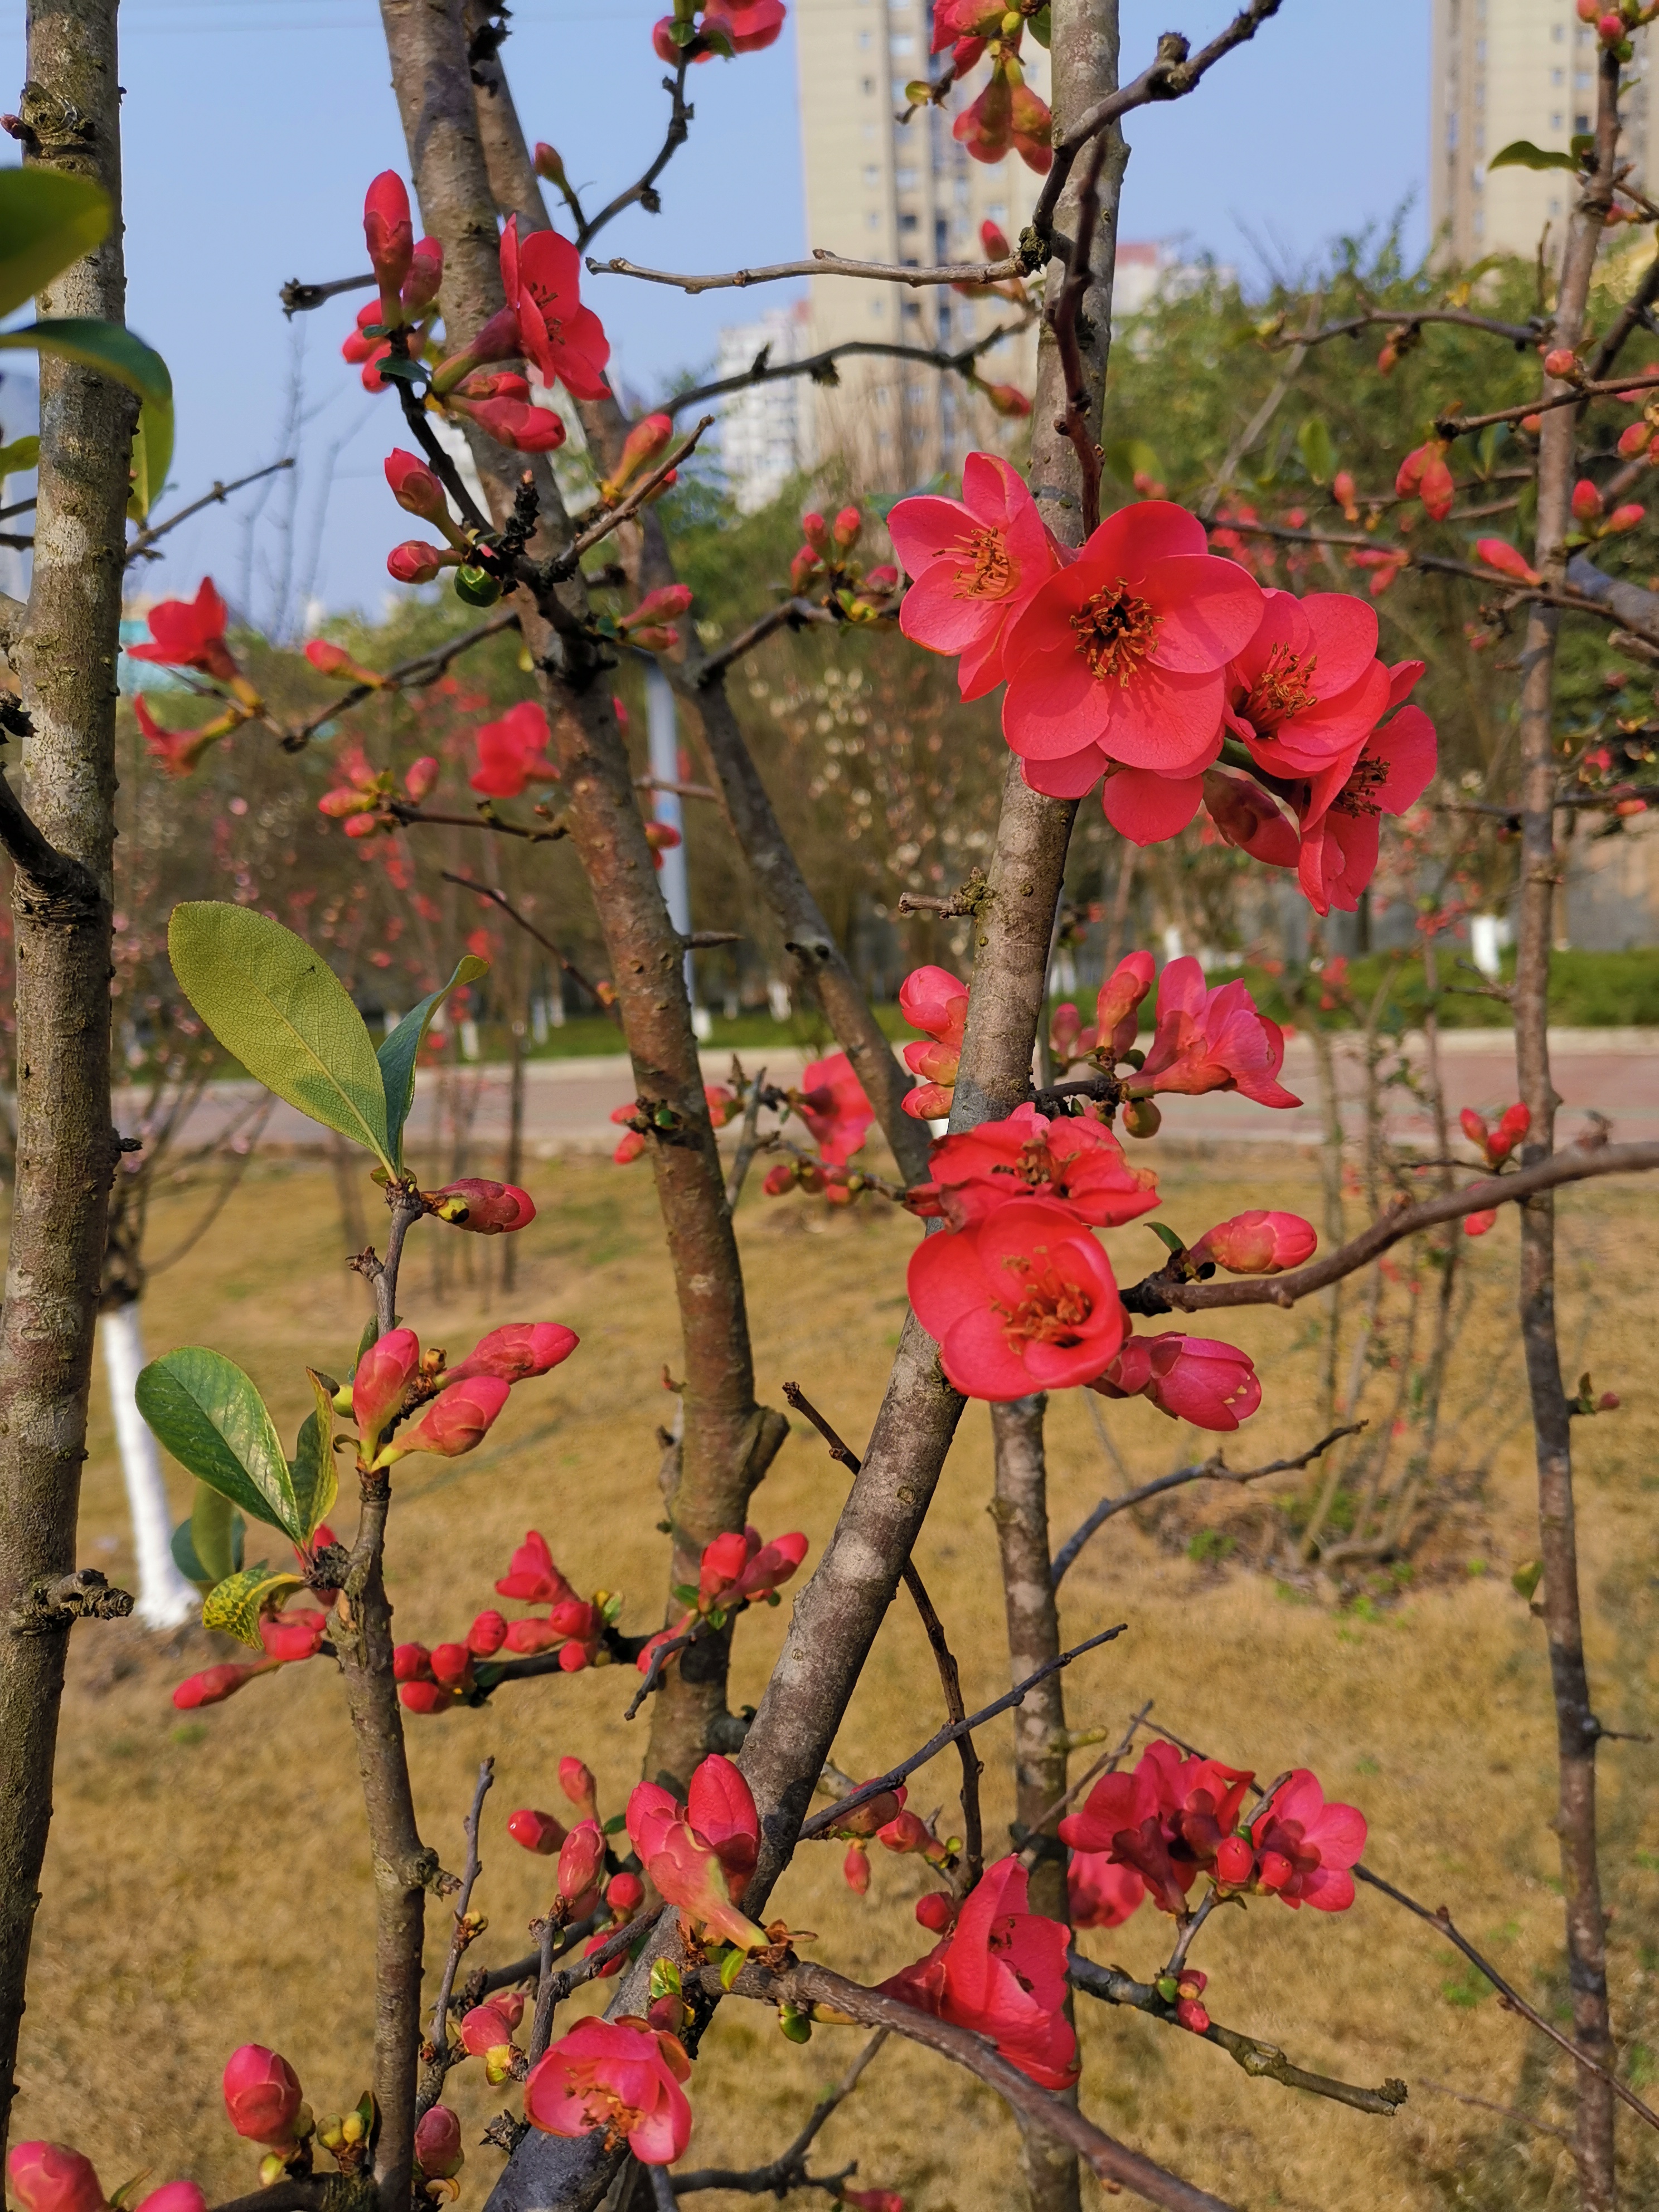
(1552, 21, 1564, 38)
(890, 32, 915, 55)
(1448, 110, 1459, 148)
(896, 165, 918, 187)
(862, 164, 880, 186)
(1576, 70, 1592, 90)
(1576, 112, 1590, 132)
(1551, 109, 1564, 130)
(898, 210, 920, 230)
(866, 210, 881, 229)
(861, 75, 875, 94)
(1551, 66, 1564, 85)
(857, 27, 870, 48)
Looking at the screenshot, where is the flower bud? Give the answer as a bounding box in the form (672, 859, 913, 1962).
(428, 1179, 536, 1234)
(915, 1890, 957, 1933)
(607, 1870, 644, 1914)
(134, 2186, 207, 2212)
(259, 1609, 329, 1664)
(305, 639, 354, 677)
(980, 216, 1010, 259)
(467, 1609, 508, 1656)
(613, 1129, 648, 1165)
(801, 511, 830, 554)
(1544, 347, 1580, 379)
(619, 583, 693, 630)
(532, 142, 568, 188)
(382, 1376, 511, 1463)
(832, 505, 862, 550)
(172, 1661, 267, 1709)
(399, 1680, 453, 1713)
(557, 1818, 607, 1902)
(1571, 478, 1604, 522)
(1605, 501, 1646, 534)
(790, 544, 822, 594)
(559, 1757, 599, 1820)
(353, 1326, 420, 1449)
(402, 237, 444, 317)
(1190, 1210, 1316, 1276)
(842, 1842, 870, 1895)
(1122, 1097, 1162, 1139)
(601, 413, 673, 502)
(387, 541, 450, 585)
(404, 755, 439, 802)
(222, 2046, 304, 2147)
(7, 2144, 105, 2212)
(363, 171, 414, 310)
(393, 1642, 431, 1682)
(1618, 419, 1650, 458)
(980, 381, 1032, 418)
(385, 448, 449, 526)
(413, 2107, 464, 2182)
(460, 2000, 521, 2072)
(429, 1643, 474, 1693)
(507, 1807, 567, 1855)
(1214, 1835, 1254, 1886)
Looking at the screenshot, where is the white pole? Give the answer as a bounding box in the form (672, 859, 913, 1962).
(646, 659, 706, 1029)
(100, 1301, 197, 1628)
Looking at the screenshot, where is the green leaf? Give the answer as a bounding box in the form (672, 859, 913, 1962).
(1145, 1222, 1187, 1257)
(168, 903, 395, 1169)
(1101, 438, 1162, 488)
(1027, 3, 1051, 45)
(289, 1369, 338, 1541)
(1474, 422, 1510, 481)
(1511, 1559, 1544, 1602)
(189, 1481, 245, 1586)
(136, 1346, 302, 1539)
(0, 168, 110, 319)
(719, 1946, 746, 1991)
(0, 435, 38, 477)
(376, 952, 488, 1165)
(0, 317, 171, 413)
(1296, 415, 1336, 486)
(1488, 138, 1580, 173)
(127, 392, 174, 523)
(203, 1565, 303, 1650)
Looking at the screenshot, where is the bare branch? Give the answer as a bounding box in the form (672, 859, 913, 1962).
(391, 802, 568, 845)
(284, 608, 521, 749)
(575, 59, 692, 251)
(0, 771, 103, 920)
(1050, 1424, 1362, 1587)
(669, 2027, 888, 2196)
(416, 1757, 494, 2117)
(1048, 130, 1110, 535)
(124, 459, 295, 567)
(544, 417, 715, 583)
(439, 869, 618, 1016)
(1069, 1953, 1407, 2118)
(589, 248, 1022, 295)
(694, 599, 852, 687)
(1416, 2077, 1571, 2143)
(662, 313, 1037, 420)
(1271, 305, 1544, 352)
(1436, 365, 1659, 439)
(279, 270, 374, 316)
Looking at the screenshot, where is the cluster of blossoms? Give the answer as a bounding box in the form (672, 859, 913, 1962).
(898, 965, 970, 1121)
(890, 458, 1438, 914)
(127, 579, 266, 778)
(317, 738, 438, 837)
(920, 0, 1053, 174)
(1060, 1740, 1366, 1941)
(789, 506, 901, 620)
(399, 1527, 610, 1706)
(1458, 1099, 1531, 1236)
(901, 954, 1308, 1409)
(634, 1522, 810, 1681)
(816, 1778, 957, 1899)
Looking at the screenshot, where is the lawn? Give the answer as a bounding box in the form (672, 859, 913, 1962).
(16, 1148, 1659, 2212)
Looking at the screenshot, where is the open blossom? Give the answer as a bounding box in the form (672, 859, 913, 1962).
(1000, 503, 1264, 823)
(899, 964, 969, 1119)
(1093, 1332, 1261, 1430)
(524, 2017, 692, 2165)
(497, 1530, 579, 1608)
(881, 1857, 1077, 2089)
(1189, 1210, 1316, 1274)
(625, 1757, 767, 1951)
(1461, 1101, 1530, 1166)
(1068, 1849, 1147, 1929)
(1130, 957, 1300, 1108)
(127, 577, 242, 683)
(470, 700, 559, 798)
(1219, 1770, 1366, 1912)
(134, 695, 234, 779)
(910, 1102, 1158, 1230)
(697, 1525, 809, 1611)
(499, 216, 610, 402)
(1295, 695, 1437, 917)
(888, 454, 1063, 700)
(1061, 1740, 1254, 1914)
(795, 1051, 874, 1165)
(1224, 590, 1392, 780)
(907, 1195, 1126, 1399)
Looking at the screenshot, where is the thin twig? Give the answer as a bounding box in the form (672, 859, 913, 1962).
(124, 459, 295, 566)
(439, 870, 618, 1018)
(284, 608, 521, 749)
(1272, 305, 1544, 353)
(1436, 364, 1659, 439)
(575, 57, 692, 251)
(589, 248, 1022, 294)
(392, 802, 569, 845)
(544, 417, 715, 583)
(1416, 2077, 1572, 2142)
(416, 1758, 494, 2116)
(1048, 129, 1110, 533)
(670, 2028, 889, 2197)
(664, 312, 1038, 421)
(725, 1062, 769, 1211)
(1023, 1700, 1154, 1842)
(1050, 1424, 1362, 1587)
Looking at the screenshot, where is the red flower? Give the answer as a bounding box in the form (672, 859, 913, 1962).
(1395, 440, 1454, 521)
(931, 0, 1002, 46)
(880, 1856, 1078, 2089)
(380, 1376, 510, 1464)
(1131, 957, 1300, 1108)
(1295, 701, 1438, 917)
(906, 1195, 1126, 1399)
(1189, 1209, 1316, 1275)
(797, 1050, 874, 1165)
(470, 700, 559, 797)
(363, 171, 414, 318)
(1093, 1331, 1261, 1430)
(1066, 1849, 1146, 1929)
(889, 453, 1062, 700)
(697, 1526, 808, 1610)
(497, 1531, 579, 1608)
(915, 1101, 1159, 1230)
(704, 0, 786, 52)
(1461, 1101, 1530, 1167)
(1224, 589, 1393, 780)
(127, 577, 240, 682)
(1001, 503, 1264, 811)
(499, 217, 610, 403)
(444, 1322, 578, 1385)
(222, 2045, 304, 2146)
(430, 1178, 537, 1233)
(1060, 1741, 1253, 1912)
(524, 2017, 692, 2165)
(1243, 1769, 1367, 1912)
(133, 695, 230, 780)
(625, 1764, 766, 1951)
(899, 964, 969, 1119)
(7, 2147, 105, 2212)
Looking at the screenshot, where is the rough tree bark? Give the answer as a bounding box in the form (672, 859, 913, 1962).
(0, 0, 135, 2158)
(1511, 43, 1621, 2212)
(379, 0, 785, 1792)
(991, 1396, 1081, 2212)
(462, 16, 930, 1184)
(486, 2, 1128, 2204)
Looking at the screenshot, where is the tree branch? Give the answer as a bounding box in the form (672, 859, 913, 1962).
(416, 1757, 494, 2117)
(667, 2027, 887, 2197)
(439, 870, 617, 1016)
(661, 314, 1038, 420)
(574, 58, 692, 251)
(124, 459, 295, 566)
(284, 610, 522, 749)
(588, 248, 1021, 294)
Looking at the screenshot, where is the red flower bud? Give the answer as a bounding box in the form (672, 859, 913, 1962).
(305, 639, 354, 677)
(363, 171, 414, 303)
(612, 1129, 648, 1165)
(558, 1818, 607, 1901)
(559, 1757, 599, 1819)
(385, 448, 449, 526)
(387, 1376, 511, 1462)
(1214, 1835, 1254, 1885)
(399, 1680, 453, 1713)
(353, 1325, 419, 1447)
(429, 1642, 474, 1692)
(403, 237, 444, 317)
(1474, 537, 1542, 586)
(843, 1842, 870, 1894)
(413, 2107, 463, 2182)
(507, 1807, 567, 1855)
(404, 755, 439, 803)
(981, 381, 1032, 418)
(172, 1661, 268, 1709)
(1544, 347, 1579, 379)
(503, 1617, 562, 1655)
(1618, 420, 1650, 458)
(429, 1178, 536, 1234)
(134, 2186, 207, 2212)
(1463, 1209, 1499, 1238)
(387, 540, 450, 584)
(533, 142, 568, 187)
(602, 412, 674, 501)
(392, 1642, 431, 1682)
(619, 583, 693, 630)
(914, 1890, 957, 1933)
(607, 1870, 644, 1914)
(466, 1610, 509, 1656)
(762, 1161, 795, 1196)
(445, 1322, 579, 1387)
(222, 2046, 304, 2147)
(460, 2001, 520, 2059)
(832, 505, 862, 550)
(258, 1609, 329, 1664)
(981, 216, 1010, 259)
(1571, 478, 1604, 522)
(7, 2146, 105, 2212)
(1605, 501, 1646, 534)
(801, 510, 830, 552)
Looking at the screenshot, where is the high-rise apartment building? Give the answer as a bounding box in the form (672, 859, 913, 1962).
(1430, 0, 1652, 260)
(794, 0, 1050, 486)
(716, 302, 818, 512)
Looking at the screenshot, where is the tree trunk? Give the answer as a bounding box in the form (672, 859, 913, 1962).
(0, 0, 134, 2157)
(1511, 46, 1621, 2212)
(992, 1396, 1081, 2212)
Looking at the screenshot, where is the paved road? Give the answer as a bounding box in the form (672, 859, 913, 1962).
(122, 1028, 1658, 1165)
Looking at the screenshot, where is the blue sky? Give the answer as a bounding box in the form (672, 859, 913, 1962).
(0, 0, 1431, 618)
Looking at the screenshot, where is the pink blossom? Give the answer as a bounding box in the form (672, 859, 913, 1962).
(914, 1102, 1158, 1230)
(497, 1531, 579, 1607)
(444, 1321, 578, 1384)
(1131, 957, 1301, 1108)
(1067, 1850, 1146, 1929)
(7, 2147, 105, 2212)
(906, 1195, 1126, 1399)
(1238, 1770, 1367, 1912)
(1189, 1210, 1316, 1274)
(469, 700, 559, 798)
(1092, 1332, 1261, 1430)
(889, 454, 1063, 700)
(523, 2019, 692, 2165)
(796, 1051, 875, 1165)
(507, 1807, 567, 1855)
(222, 2046, 304, 2147)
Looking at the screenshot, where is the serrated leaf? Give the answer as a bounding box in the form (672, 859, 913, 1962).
(1488, 138, 1579, 174)
(377, 952, 488, 1165)
(168, 903, 394, 1168)
(203, 1565, 303, 1648)
(1296, 415, 1335, 486)
(289, 1369, 338, 1541)
(137, 1346, 302, 1538)
(0, 168, 110, 319)
(0, 435, 37, 477)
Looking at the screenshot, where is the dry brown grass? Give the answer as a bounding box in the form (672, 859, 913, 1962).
(13, 1148, 1659, 2212)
